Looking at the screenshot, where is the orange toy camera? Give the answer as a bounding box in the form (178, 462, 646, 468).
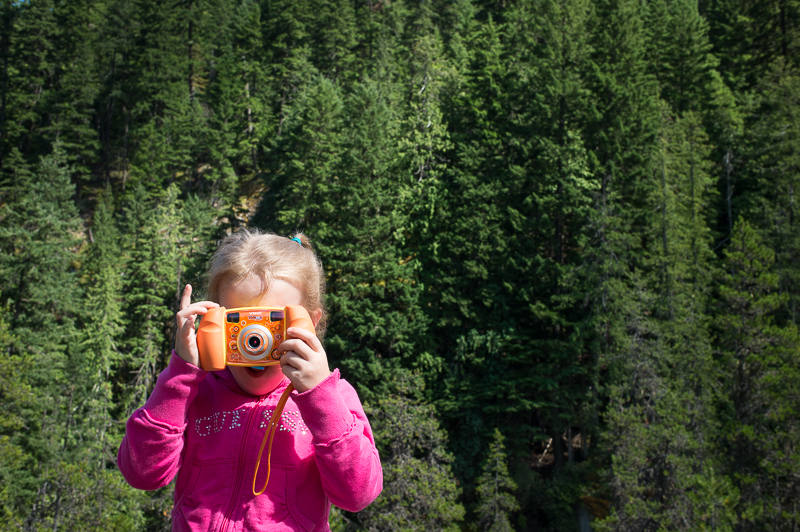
(196, 305, 315, 372)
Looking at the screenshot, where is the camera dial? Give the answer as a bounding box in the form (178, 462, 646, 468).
(238, 324, 274, 361)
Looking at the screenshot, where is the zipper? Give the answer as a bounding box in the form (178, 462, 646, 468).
(219, 395, 266, 532)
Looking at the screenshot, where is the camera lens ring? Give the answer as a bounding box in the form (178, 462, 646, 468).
(237, 324, 274, 361)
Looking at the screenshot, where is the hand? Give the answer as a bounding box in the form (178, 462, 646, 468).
(279, 327, 331, 393)
(175, 284, 219, 368)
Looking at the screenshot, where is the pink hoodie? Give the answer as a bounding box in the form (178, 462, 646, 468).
(118, 352, 383, 531)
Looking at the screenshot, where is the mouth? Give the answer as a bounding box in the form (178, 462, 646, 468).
(246, 366, 267, 376)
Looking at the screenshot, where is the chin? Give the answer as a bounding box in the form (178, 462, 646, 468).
(231, 365, 284, 396)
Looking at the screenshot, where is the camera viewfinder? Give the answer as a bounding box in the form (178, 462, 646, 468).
(226, 313, 240, 323)
(270, 311, 284, 321)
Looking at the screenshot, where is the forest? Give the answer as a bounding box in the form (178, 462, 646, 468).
(1, 0, 799, 530)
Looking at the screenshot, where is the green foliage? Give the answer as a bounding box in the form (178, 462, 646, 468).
(715, 218, 800, 528)
(474, 429, 519, 532)
(359, 373, 465, 532)
(738, 63, 800, 325)
(120, 184, 183, 411)
(2, 1, 800, 530)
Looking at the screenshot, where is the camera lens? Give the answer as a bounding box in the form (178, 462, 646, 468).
(237, 324, 273, 361)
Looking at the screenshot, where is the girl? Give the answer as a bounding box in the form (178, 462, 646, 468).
(118, 230, 383, 531)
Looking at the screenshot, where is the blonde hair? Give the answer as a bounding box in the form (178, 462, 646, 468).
(206, 229, 327, 338)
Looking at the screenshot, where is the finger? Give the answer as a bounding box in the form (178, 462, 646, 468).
(179, 315, 197, 342)
(281, 362, 301, 383)
(279, 339, 317, 362)
(279, 351, 307, 370)
(177, 285, 192, 329)
(286, 326, 323, 352)
(176, 302, 219, 320)
(192, 300, 220, 309)
(180, 284, 193, 311)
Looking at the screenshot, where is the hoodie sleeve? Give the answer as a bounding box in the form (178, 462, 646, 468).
(292, 369, 383, 512)
(117, 351, 207, 490)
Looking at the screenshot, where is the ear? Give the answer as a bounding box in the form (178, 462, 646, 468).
(311, 308, 323, 329)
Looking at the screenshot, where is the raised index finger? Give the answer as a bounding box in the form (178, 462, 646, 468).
(180, 284, 193, 311)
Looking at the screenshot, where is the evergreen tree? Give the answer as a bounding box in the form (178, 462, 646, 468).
(358, 374, 465, 532)
(258, 75, 344, 233)
(660, 0, 719, 115)
(0, 144, 105, 529)
(506, 0, 596, 476)
(323, 79, 427, 396)
(203, 0, 272, 209)
(81, 188, 125, 464)
(601, 105, 722, 530)
(705, 0, 800, 85)
(261, 0, 319, 128)
(120, 184, 182, 412)
(0, 0, 59, 162)
(0, 306, 32, 529)
(474, 429, 519, 532)
(738, 64, 800, 325)
(582, 0, 660, 466)
(715, 218, 800, 529)
(351, 0, 411, 83)
(46, 0, 104, 194)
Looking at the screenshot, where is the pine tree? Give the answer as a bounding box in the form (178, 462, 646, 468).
(738, 64, 800, 326)
(351, 0, 411, 83)
(258, 75, 344, 233)
(120, 184, 182, 412)
(81, 189, 125, 460)
(0, 0, 60, 161)
(46, 0, 104, 194)
(428, 13, 508, 336)
(582, 0, 660, 464)
(505, 0, 597, 475)
(118, 0, 212, 195)
(705, 0, 800, 85)
(715, 218, 800, 528)
(0, 1, 13, 162)
(261, 0, 319, 129)
(474, 429, 520, 532)
(308, 0, 358, 81)
(0, 306, 32, 529)
(203, 0, 272, 209)
(0, 144, 98, 529)
(357, 373, 465, 532)
(600, 105, 722, 530)
(324, 79, 427, 394)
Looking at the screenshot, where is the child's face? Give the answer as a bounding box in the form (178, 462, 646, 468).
(218, 276, 303, 396)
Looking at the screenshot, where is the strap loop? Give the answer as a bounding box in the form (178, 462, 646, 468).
(253, 384, 295, 496)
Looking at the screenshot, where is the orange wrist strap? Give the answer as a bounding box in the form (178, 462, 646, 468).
(252, 383, 295, 496)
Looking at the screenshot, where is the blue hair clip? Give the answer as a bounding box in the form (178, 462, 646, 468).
(291, 237, 302, 245)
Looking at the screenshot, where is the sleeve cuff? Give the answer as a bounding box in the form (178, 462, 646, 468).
(143, 351, 207, 426)
(292, 369, 355, 444)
